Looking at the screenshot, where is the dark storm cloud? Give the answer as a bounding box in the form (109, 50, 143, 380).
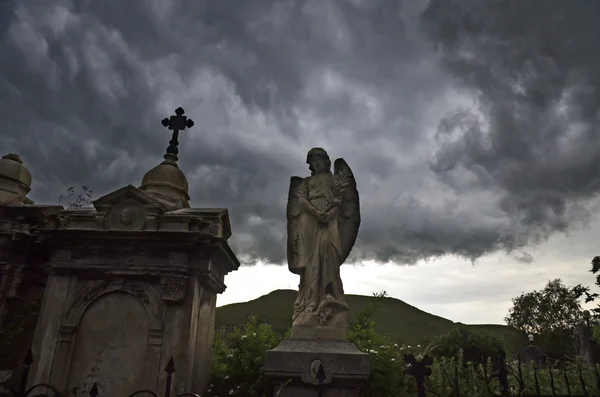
(1, 0, 596, 266)
(421, 0, 600, 259)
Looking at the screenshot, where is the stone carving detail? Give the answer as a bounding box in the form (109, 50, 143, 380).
(206, 219, 221, 236)
(147, 328, 164, 346)
(287, 148, 360, 337)
(105, 200, 147, 231)
(190, 217, 221, 236)
(70, 280, 155, 325)
(81, 281, 110, 303)
(59, 214, 71, 229)
(300, 356, 333, 386)
(309, 359, 324, 380)
(124, 281, 151, 305)
(59, 325, 76, 343)
(160, 276, 187, 302)
(36, 210, 61, 229)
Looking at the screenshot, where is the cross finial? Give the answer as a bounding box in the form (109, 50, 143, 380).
(161, 107, 194, 160)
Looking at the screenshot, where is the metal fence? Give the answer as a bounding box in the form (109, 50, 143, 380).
(402, 352, 597, 397)
(2, 350, 598, 397)
(0, 350, 199, 397)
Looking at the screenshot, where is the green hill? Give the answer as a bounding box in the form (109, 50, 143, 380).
(215, 289, 527, 355)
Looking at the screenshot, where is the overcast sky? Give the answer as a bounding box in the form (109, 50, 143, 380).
(1, 0, 599, 324)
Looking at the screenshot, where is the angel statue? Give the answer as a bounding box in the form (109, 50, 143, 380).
(287, 147, 360, 339)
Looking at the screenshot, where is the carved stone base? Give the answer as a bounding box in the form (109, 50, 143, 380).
(291, 325, 346, 340)
(263, 339, 370, 397)
(292, 308, 347, 340)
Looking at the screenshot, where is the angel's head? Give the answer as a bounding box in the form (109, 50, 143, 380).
(306, 147, 331, 175)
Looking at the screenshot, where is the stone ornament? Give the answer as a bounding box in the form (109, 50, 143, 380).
(160, 276, 187, 302)
(287, 147, 360, 337)
(65, 279, 159, 325)
(106, 200, 147, 231)
(78, 280, 151, 307)
(300, 356, 333, 386)
(189, 217, 221, 236)
(0, 153, 34, 205)
(309, 359, 325, 380)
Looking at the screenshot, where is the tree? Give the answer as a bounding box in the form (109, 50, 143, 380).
(589, 257, 600, 308)
(505, 279, 590, 355)
(430, 327, 504, 364)
(59, 186, 93, 209)
(586, 256, 600, 342)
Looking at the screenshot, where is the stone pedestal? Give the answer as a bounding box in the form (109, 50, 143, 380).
(264, 339, 370, 397)
(27, 185, 239, 396)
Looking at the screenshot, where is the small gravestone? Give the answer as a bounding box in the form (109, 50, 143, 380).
(263, 147, 370, 396)
(576, 324, 595, 368)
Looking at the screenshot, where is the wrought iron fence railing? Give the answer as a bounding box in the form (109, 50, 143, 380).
(0, 350, 200, 397)
(401, 352, 598, 397)
(2, 349, 598, 397)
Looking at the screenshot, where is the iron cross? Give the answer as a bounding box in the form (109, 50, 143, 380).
(161, 107, 194, 156)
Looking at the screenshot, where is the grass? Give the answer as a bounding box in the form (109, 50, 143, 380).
(215, 289, 527, 355)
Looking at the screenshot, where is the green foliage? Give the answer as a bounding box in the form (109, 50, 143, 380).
(347, 290, 406, 396)
(505, 278, 587, 354)
(591, 256, 600, 286)
(217, 289, 526, 355)
(584, 256, 600, 343)
(425, 353, 598, 397)
(208, 315, 280, 397)
(210, 304, 600, 397)
(505, 278, 586, 334)
(430, 327, 504, 364)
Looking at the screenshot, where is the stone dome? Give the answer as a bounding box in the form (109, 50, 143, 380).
(0, 153, 33, 204)
(139, 153, 190, 209)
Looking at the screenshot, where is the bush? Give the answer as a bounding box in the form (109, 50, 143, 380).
(347, 296, 404, 396)
(208, 310, 599, 397)
(207, 315, 281, 397)
(430, 327, 505, 364)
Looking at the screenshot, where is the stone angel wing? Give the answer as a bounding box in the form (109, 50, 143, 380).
(287, 176, 305, 274)
(333, 158, 360, 264)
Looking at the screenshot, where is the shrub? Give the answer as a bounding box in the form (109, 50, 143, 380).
(430, 327, 505, 364)
(347, 291, 418, 396)
(208, 309, 599, 396)
(207, 315, 281, 397)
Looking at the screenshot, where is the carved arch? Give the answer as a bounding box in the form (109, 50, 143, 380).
(63, 279, 164, 330)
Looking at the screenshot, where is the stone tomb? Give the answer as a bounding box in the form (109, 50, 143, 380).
(28, 185, 239, 396)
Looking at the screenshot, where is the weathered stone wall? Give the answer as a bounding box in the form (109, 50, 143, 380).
(26, 186, 239, 395)
(0, 205, 61, 372)
(0, 148, 240, 396)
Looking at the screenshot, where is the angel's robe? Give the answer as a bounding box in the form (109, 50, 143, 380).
(292, 172, 348, 325)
